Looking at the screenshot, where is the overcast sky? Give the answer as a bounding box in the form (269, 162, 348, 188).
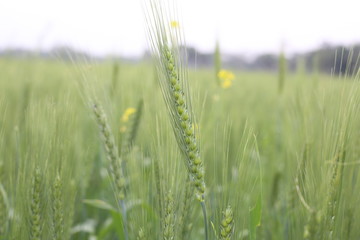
(1, 0, 359, 57)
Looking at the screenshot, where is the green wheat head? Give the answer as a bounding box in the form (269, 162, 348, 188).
(92, 101, 126, 200)
(220, 205, 234, 240)
(121, 99, 144, 156)
(178, 177, 194, 239)
(30, 167, 43, 240)
(145, 0, 206, 200)
(162, 191, 175, 240)
(51, 174, 64, 240)
(324, 149, 346, 239)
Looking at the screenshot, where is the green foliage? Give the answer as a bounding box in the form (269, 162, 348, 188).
(0, 49, 359, 240)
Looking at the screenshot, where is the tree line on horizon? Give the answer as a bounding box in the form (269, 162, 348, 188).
(1, 42, 359, 75)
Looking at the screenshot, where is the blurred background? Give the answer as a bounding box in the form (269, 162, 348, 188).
(1, 0, 360, 73)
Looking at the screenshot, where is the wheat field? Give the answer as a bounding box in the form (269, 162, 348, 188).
(1, 2, 360, 240)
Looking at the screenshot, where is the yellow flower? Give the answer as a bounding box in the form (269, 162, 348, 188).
(221, 79, 232, 89)
(217, 70, 235, 81)
(218, 69, 235, 89)
(170, 21, 179, 28)
(121, 108, 136, 122)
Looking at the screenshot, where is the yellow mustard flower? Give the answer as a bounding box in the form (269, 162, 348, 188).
(170, 21, 180, 28)
(121, 107, 136, 122)
(218, 70, 235, 81)
(218, 69, 235, 89)
(221, 79, 232, 89)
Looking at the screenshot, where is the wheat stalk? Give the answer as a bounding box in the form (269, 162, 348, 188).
(92, 101, 125, 200)
(145, 0, 205, 200)
(144, 1, 208, 239)
(92, 101, 128, 240)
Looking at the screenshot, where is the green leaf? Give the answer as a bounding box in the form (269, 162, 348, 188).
(71, 219, 97, 235)
(83, 200, 124, 239)
(83, 199, 118, 212)
(97, 218, 115, 240)
(82, 199, 158, 239)
(210, 221, 217, 237)
(111, 211, 125, 238)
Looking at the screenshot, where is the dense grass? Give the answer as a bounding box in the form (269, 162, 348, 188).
(0, 57, 360, 240)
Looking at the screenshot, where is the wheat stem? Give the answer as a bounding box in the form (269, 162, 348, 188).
(201, 200, 208, 240)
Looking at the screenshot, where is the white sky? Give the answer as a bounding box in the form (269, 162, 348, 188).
(0, 0, 359, 57)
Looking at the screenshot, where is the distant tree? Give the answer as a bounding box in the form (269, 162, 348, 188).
(278, 51, 286, 94)
(252, 54, 278, 70)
